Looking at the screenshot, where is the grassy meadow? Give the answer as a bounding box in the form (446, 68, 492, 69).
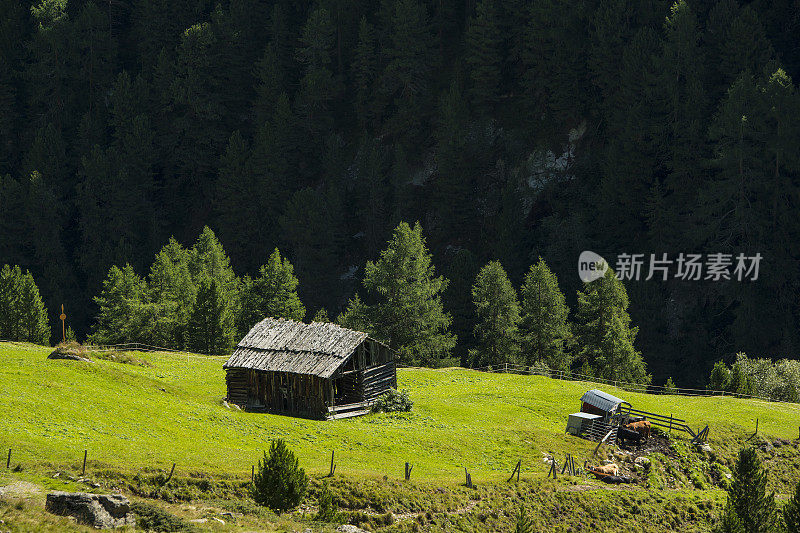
(1, 341, 798, 484)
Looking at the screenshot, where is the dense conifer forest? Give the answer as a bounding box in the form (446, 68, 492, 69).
(1, 0, 800, 386)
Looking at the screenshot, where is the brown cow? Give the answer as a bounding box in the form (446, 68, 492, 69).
(625, 420, 651, 440)
(584, 461, 619, 477)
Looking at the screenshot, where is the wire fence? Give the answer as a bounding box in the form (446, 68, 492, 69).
(8, 338, 798, 406)
(468, 362, 799, 406)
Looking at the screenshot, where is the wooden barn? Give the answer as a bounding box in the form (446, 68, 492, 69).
(223, 318, 397, 419)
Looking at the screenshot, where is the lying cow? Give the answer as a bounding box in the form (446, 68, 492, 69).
(584, 461, 619, 477)
(617, 426, 643, 446)
(625, 420, 651, 441)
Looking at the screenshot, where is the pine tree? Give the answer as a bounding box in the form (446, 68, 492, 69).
(337, 293, 372, 333)
(252, 43, 285, 124)
(574, 267, 650, 384)
(443, 249, 480, 366)
(468, 261, 521, 367)
(785, 478, 800, 533)
(519, 258, 572, 370)
(252, 439, 308, 513)
(17, 268, 50, 344)
(383, 0, 434, 141)
(186, 278, 236, 355)
(362, 222, 455, 366)
(465, 0, 503, 111)
(312, 308, 330, 323)
(238, 248, 305, 335)
(352, 17, 379, 128)
(718, 447, 778, 533)
(295, 7, 339, 128)
(279, 186, 345, 313)
(88, 264, 148, 345)
(0, 265, 45, 343)
(215, 129, 271, 272)
(147, 238, 196, 349)
(189, 227, 238, 292)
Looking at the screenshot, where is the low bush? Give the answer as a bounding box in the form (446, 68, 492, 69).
(371, 388, 413, 413)
(130, 501, 194, 532)
(315, 482, 343, 523)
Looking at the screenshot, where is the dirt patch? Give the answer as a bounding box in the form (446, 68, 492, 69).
(0, 481, 42, 499)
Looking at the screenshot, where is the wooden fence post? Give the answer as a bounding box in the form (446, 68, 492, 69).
(404, 462, 413, 481)
(6, 449, 10, 469)
(82, 450, 87, 476)
(328, 450, 336, 477)
(164, 463, 176, 484)
(464, 467, 473, 488)
(251, 465, 254, 484)
(508, 459, 521, 482)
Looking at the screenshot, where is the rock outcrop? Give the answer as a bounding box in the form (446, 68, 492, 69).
(45, 491, 134, 529)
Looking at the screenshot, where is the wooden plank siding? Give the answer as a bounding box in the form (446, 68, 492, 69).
(223, 319, 397, 419)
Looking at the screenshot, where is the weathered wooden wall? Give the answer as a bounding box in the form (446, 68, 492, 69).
(226, 337, 397, 418)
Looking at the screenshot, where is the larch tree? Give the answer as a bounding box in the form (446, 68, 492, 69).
(186, 278, 237, 355)
(88, 264, 148, 345)
(362, 221, 455, 366)
(574, 266, 650, 384)
(468, 261, 521, 367)
(519, 258, 572, 370)
(238, 248, 305, 335)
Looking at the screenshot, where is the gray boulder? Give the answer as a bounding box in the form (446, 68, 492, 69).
(45, 491, 134, 529)
(47, 349, 92, 363)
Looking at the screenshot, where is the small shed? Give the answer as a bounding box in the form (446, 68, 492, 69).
(223, 318, 397, 419)
(566, 412, 602, 435)
(579, 389, 628, 421)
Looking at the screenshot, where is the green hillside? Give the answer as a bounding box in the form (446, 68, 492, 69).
(1, 342, 797, 480)
(2, 341, 800, 531)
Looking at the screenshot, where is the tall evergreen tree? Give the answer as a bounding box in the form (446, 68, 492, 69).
(519, 258, 572, 370)
(186, 278, 236, 355)
(383, 0, 434, 141)
(465, 0, 503, 110)
(0, 265, 50, 344)
(238, 248, 305, 335)
(468, 261, 520, 367)
(718, 447, 777, 533)
(88, 264, 148, 345)
(147, 238, 196, 349)
(352, 17, 380, 128)
(362, 221, 455, 366)
(295, 7, 340, 129)
(574, 266, 650, 384)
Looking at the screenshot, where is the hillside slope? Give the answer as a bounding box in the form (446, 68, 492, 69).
(1, 342, 797, 482)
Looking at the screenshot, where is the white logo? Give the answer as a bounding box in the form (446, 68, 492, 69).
(578, 251, 608, 282)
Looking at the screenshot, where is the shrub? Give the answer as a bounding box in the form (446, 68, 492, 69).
(708, 361, 731, 391)
(515, 506, 534, 533)
(663, 377, 677, 393)
(786, 478, 800, 533)
(252, 439, 308, 513)
(314, 482, 342, 523)
(371, 388, 413, 413)
(130, 501, 194, 532)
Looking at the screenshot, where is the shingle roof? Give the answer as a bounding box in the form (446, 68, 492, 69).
(580, 389, 626, 413)
(223, 318, 370, 378)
